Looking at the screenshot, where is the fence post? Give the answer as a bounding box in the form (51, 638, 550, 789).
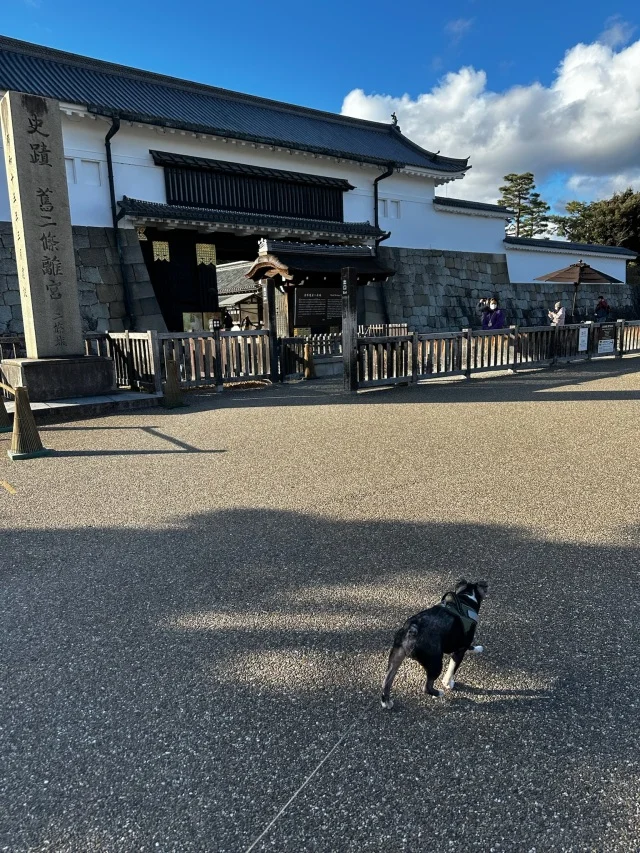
(511, 325, 519, 373)
(616, 319, 625, 359)
(213, 328, 224, 392)
(551, 325, 558, 368)
(341, 267, 358, 392)
(261, 279, 279, 382)
(124, 329, 135, 389)
(147, 330, 163, 395)
(463, 328, 472, 379)
(411, 332, 418, 384)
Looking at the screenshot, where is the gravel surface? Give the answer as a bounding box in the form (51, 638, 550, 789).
(1, 360, 639, 852)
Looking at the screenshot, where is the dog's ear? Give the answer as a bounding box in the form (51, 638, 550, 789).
(455, 577, 468, 591)
(476, 580, 489, 598)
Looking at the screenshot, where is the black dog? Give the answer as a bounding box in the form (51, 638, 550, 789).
(381, 578, 488, 709)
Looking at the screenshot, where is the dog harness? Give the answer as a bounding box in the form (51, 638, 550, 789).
(438, 592, 479, 645)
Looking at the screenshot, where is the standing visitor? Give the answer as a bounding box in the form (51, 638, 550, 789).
(594, 295, 610, 322)
(548, 301, 566, 326)
(487, 298, 505, 330)
(223, 310, 233, 331)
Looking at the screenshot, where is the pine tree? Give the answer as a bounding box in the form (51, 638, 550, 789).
(522, 192, 551, 237)
(497, 173, 550, 237)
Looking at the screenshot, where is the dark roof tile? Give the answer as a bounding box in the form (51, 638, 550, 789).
(504, 236, 637, 258)
(118, 197, 384, 238)
(0, 36, 470, 173)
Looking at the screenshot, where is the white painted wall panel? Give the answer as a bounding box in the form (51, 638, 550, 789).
(506, 247, 629, 284)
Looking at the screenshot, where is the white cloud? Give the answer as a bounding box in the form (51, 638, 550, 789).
(598, 15, 636, 48)
(341, 34, 640, 208)
(445, 18, 474, 44)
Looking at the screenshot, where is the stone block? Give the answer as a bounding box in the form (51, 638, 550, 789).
(122, 245, 143, 264)
(99, 265, 121, 285)
(0, 305, 12, 325)
(4, 289, 21, 306)
(88, 228, 110, 248)
(96, 283, 121, 303)
(72, 231, 91, 250)
(79, 291, 99, 307)
(11, 303, 23, 319)
(122, 228, 141, 246)
(78, 247, 107, 267)
(79, 266, 103, 285)
(0, 258, 16, 275)
(9, 318, 24, 333)
(0, 356, 116, 401)
(109, 300, 126, 319)
(132, 263, 150, 282)
(129, 281, 156, 300)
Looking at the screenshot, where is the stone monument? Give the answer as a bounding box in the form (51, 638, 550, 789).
(0, 91, 114, 400)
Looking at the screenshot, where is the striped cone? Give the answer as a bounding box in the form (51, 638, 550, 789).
(0, 394, 11, 433)
(8, 386, 52, 461)
(303, 343, 316, 380)
(163, 358, 187, 408)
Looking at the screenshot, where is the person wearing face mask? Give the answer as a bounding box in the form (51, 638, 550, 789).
(486, 298, 505, 330)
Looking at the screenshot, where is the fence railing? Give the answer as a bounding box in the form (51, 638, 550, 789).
(354, 321, 638, 388)
(358, 323, 408, 337)
(4, 320, 639, 396)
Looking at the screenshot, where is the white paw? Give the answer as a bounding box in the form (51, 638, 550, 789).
(434, 689, 445, 698)
(381, 698, 394, 710)
(471, 645, 484, 654)
(444, 678, 455, 691)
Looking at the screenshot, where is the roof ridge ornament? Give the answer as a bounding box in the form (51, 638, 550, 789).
(390, 112, 401, 132)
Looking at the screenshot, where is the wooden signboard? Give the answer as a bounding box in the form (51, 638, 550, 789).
(294, 287, 342, 327)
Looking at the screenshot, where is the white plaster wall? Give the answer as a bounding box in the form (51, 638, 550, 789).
(506, 247, 629, 284)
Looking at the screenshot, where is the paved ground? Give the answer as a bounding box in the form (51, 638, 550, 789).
(1, 360, 640, 853)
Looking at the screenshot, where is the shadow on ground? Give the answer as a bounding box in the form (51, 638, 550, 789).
(180, 357, 640, 412)
(2, 509, 639, 852)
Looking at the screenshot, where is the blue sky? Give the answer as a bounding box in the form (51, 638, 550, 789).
(4, 0, 640, 207)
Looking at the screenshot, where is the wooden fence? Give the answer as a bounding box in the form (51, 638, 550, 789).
(4, 320, 639, 397)
(356, 321, 638, 388)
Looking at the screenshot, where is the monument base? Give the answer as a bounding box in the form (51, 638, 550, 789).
(0, 356, 116, 402)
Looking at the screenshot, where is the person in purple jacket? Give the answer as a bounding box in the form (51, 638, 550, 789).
(487, 298, 506, 330)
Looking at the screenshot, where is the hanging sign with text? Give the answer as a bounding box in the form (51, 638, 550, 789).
(294, 287, 342, 327)
(597, 325, 615, 355)
(0, 91, 83, 357)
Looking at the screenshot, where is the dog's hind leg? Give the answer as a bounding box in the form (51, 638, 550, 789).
(381, 645, 405, 709)
(422, 654, 445, 698)
(381, 625, 418, 709)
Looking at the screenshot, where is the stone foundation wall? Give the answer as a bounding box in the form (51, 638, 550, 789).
(0, 222, 166, 335)
(378, 247, 637, 332)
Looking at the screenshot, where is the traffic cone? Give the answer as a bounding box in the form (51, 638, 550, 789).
(7, 386, 52, 461)
(163, 358, 187, 408)
(303, 343, 316, 380)
(0, 393, 11, 433)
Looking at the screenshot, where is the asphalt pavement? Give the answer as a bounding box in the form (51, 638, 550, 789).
(1, 360, 639, 852)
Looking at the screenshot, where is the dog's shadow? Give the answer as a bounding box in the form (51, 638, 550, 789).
(446, 683, 553, 712)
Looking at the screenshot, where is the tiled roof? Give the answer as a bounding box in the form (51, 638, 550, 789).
(216, 262, 256, 295)
(504, 236, 637, 258)
(434, 196, 512, 215)
(118, 197, 384, 238)
(0, 36, 470, 174)
(150, 151, 355, 189)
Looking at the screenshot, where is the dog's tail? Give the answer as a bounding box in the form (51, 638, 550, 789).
(381, 623, 418, 709)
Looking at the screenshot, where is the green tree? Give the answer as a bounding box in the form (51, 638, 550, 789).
(522, 192, 551, 237)
(552, 189, 640, 254)
(497, 173, 550, 237)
